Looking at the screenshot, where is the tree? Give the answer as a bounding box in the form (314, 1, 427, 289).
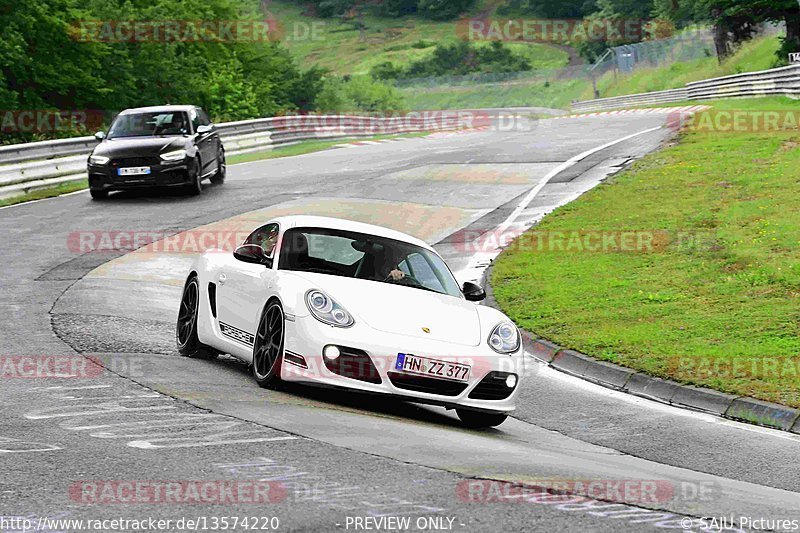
(0, 0, 326, 142)
(657, 0, 799, 63)
(728, 0, 800, 64)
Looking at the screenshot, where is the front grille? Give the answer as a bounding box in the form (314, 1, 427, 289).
(324, 346, 382, 384)
(388, 372, 468, 396)
(468, 371, 517, 400)
(112, 156, 160, 167)
(88, 173, 106, 187)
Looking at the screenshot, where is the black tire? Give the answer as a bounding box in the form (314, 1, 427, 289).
(456, 409, 508, 428)
(90, 189, 108, 200)
(185, 157, 202, 196)
(176, 275, 217, 359)
(252, 300, 284, 388)
(210, 146, 226, 185)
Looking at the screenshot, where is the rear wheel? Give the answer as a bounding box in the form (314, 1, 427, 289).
(210, 146, 225, 185)
(185, 157, 202, 196)
(252, 301, 284, 388)
(176, 275, 217, 359)
(90, 189, 108, 200)
(456, 409, 508, 428)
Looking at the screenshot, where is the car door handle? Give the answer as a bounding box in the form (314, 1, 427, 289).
(218, 273, 227, 285)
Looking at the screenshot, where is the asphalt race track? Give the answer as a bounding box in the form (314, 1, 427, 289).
(2, 113, 799, 532)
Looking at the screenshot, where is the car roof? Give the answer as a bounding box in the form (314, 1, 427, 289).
(118, 105, 198, 115)
(271, 216, 433, 250)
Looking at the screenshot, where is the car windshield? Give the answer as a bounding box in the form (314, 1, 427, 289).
(278, 227, 462, 298)
(107, 111, 189, 139)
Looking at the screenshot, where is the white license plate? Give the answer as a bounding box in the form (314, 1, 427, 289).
(118, 167, 151, 176)
(395, 353, 471, 382)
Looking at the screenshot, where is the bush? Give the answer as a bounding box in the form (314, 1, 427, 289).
(314, 78, 359, 113)
(370, 61, 404, 80)
(314, 76, 405, 113)
(411, 39, 435, 49)
(375, 41, 533, 80)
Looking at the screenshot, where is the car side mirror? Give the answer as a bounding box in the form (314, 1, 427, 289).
(234, 244, 271, 267)
(196, 124, 213, 135)
(462, 281, 486, 302)
(94, 131, 106, 141)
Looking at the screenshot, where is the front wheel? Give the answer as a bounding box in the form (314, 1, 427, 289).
(252, 301, 284, 388)
(176, 276, 217, 359)
(210, 146, 225, 185)
(456, 409, 508, 428)
(185, 157, 202, 196)
(90, 189, 108, 200)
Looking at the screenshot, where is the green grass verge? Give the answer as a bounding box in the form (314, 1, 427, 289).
(491, 96, 800, 407)
(596, 35, 782, 98)
(400, 78, 590, 111)
(0, 179, 88, 208)
(398, 34, 782, 111)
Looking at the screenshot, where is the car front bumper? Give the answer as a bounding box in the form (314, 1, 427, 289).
(282, 314, 525, 414)
(88, 160, 192, 191)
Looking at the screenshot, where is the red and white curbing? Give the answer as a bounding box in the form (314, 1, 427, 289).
(427, 125, 492, 138)
(560, 105, 709, 119)
(333, 138, 414, 149)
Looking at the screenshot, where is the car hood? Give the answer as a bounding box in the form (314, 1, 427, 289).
(93, 136, 187, 158)
(287, 272, 482, 347)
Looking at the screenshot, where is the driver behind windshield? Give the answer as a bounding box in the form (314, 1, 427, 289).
(381, 248, 407, 281)
(357, 243, 407, 282)
(277, 228, 463, 298)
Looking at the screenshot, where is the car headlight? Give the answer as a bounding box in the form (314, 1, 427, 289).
(305, 290, 354, 328)
(160, 149, 187, 161)
(488, 321, 520, 354)
(89, 154, 109, 165)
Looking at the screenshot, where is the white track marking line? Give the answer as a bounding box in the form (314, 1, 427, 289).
(454, 126, 663, 284)
(496, 126, 661, 235)
(128, 436, 297, 449)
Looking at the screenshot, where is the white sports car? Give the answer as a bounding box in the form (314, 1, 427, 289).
(177, 215, 524, 427)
